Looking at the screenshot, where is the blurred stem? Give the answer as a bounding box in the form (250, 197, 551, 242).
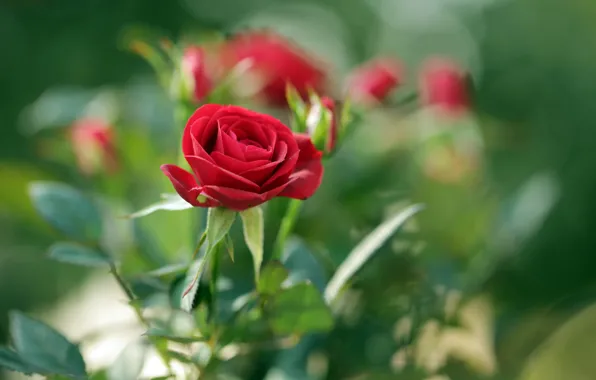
(107, 262, 173, 372)
(272, 199, 303, 260)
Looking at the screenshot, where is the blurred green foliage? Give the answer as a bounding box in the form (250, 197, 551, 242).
(3, 0, 596, 378)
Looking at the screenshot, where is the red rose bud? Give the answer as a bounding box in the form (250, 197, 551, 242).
(161, 104, 324, 211)
(321, 97, 337, 153)
(182, 46, 214, 102)
(220, 31, 326, 106)
(70, 118, 118, 175)
(420, 58, 469, 115)
(346, 58, 402, 105)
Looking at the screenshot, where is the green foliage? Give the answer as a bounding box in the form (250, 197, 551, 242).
(240, 206, 264, 284)
(265, 282, 334, 336)
(258, 261, 289, 296)
(28, 181, 103, 241)
(3, 311, 86, 378)
(47, 242, 112, 267)
(107, 340, 149, 380)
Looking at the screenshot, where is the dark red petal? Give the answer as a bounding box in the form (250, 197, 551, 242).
(160, 164, 216, 207)
(261, 142, 297, 191)
(186, 155, 260, 192)
(279, 134, 324, 199)
(211, 152, 269, 173)
(202, 186, 265, 211)
(244, 145, 272, 161)
(184, 105, 222, 155)
(240, 160, 281, 185)
(220, 129, 246, 160)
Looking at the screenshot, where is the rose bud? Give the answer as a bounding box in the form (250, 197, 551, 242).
(306, 96, 337, 154)
(220, 31, 326, 107)
(346, 58, 402, 106)
(321, 97, 337, 153)
(161, 104, 324, 211)
(182, 46, 214, 102)
(419, 58, 469, 115)
(70, 118, 118, 175)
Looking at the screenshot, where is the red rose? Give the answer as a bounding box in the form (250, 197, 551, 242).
(70, 118, 118, 175)
(161, 104, 324, 211)
(220, 32, 326, 106)
(419, 58, 469, 114)
(346, 58, 402, 105)
(182, 46, 213, 102)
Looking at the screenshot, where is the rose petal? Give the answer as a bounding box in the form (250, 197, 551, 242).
(240, 160, 281, 185)
(279, 133, 324, 199)
(186, 155, 260, 192)
(220, 129, 246, 160)
(261, 150, 298, 191)
(244, 145, 272, 161)
(160, 164, 216, 207)
(202, 186, 265, 211)
(184, 116, 209, 156)
(211, 152, 269, 173)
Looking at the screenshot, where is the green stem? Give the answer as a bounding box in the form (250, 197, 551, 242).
(272, 199, 303, 260)
(108, 262, 172, 372)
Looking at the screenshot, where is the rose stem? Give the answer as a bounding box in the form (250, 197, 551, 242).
(271, 198, 303, 260)
(107, 261, 173, 372)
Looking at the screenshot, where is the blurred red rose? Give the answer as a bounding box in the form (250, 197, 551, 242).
(161, 104, 324, 211)
(220, 32, 326, 106)
(70, 118, 118, 175)
(182, 46, 214, 102)
(346, 58, 402, 105)
(419, 58, 469, 114)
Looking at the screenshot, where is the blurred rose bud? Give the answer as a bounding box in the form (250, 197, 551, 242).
(419, 58, 469, 115)
(346, 58, 402, 106)
(70, 118, 118, 175)
(220, 31, 326, 106)
(321, 97, 337, 153)
(182, 46, 214, 102)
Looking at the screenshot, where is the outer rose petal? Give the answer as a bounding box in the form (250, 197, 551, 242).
(183, 104, 222, 156)
(186, 155, 260, 192)
(202, 186, 265, 211)
(279, 133, 324, 200)
(160, 164, 217, 207)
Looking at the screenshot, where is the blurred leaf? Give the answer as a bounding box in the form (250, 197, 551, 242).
(0, 347, 36, 375)
(267, 282, 334, 336)
(258, 261, 289, 296)
(240, 206, 264, 284)
(324, 203, 425, 304)
(28, 181, 103, 241)
(127, 193, 193, 219)
(225, 233, 235, 263)
(286, 84, 307, 133)
(9, 311, 86, 378)
(145, 310, 200, 343)
(146, 328, 206, 344)
(282, 237, 327, 292)
(145, 263, 188, 279)
(107, 339, 149, 380)
(47, 242, 112, 267)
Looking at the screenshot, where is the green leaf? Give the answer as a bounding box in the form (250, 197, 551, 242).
(9, 311, 86, 378)
(267, 282, 334, 336)
(305, 94, 332, 151)
(0, 347, 37, 375)
(181, 208, 236, 311)
(107, 339, 149, 380)
(126, 193, 193, 219)
(240, 206, 264, 283)
(225, 234, 235, 263)
(323, 204, 425, 304)
(258, 261, 289, 296)
(28, 181, 102, 241)
(286, 84, 307, 132)
(206, 207, 237, 248)
(47, 242, 112, 267)
(282, 238, 327, 292)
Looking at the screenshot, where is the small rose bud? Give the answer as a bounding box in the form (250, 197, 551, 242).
(419, 58, 469, 115)
(70, 118, 118, 175)
(346, 58, 402, 106)
(320, 96, 337, 154)
(182, 46, 214, 102)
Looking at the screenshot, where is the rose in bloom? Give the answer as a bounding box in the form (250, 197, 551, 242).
(419, 58, 469, 114)
(346, 58, 402, 105)
(182, 46, 213, 102)
(220, 32, 326, 106)
(70, 118, 118, 175)
(161, 104, 324, 211)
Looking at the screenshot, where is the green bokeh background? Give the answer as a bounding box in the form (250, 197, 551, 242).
(3, 0, 596, 379)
